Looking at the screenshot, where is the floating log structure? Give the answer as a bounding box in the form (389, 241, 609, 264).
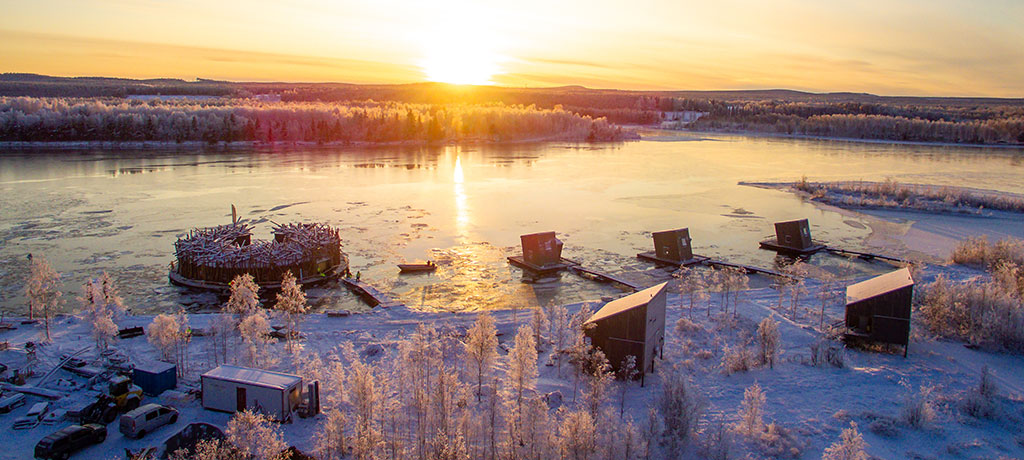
(342, 277, 404, 308)
(170, 221, 347, 291)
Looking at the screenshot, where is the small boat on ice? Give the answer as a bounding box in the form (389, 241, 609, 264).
(398, 261, 437, 273)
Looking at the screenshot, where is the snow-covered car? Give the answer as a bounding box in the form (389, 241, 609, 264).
(13, 401, 49, 429)
(34, 423, 106, 459)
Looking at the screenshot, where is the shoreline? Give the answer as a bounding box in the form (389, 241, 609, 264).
(655, 128, 1024, 150)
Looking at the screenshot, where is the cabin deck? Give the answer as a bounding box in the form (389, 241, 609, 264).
(507, 255, 574, 274)
(341, 278, 404, 309)
(635, 251, 710, 267)
(758, 239, 827, 256)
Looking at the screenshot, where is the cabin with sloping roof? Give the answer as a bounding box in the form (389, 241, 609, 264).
(508, 231, 570, 274)
(653, 228, 693, 263)
(844, 267, 914, 356)
(585, 282, 667, 382)
(759, 218, 826, 255)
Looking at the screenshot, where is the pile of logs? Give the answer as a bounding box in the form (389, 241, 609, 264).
(173, 222, 345, 284)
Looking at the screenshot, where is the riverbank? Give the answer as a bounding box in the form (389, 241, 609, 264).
(652, 128, 1024, 150)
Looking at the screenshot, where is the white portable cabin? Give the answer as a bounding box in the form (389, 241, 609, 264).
(201, 365, 303, 421)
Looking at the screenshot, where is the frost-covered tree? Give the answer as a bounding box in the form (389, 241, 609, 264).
(782, 262, 809, 320)
(822, 422, 869, 460)
(676, 266, 709, 319)
(207, 314, 235, 367)
(78, 278, 118, 349)
(736, 383, 766, 437)
(464, 312, 498, 400)
(25, 254, 63, 341)
(549, 304, 570, 375)
(171, 438, 243, 460)
(756, 316, 781, 369)
(314, 409, 348, 460)
(148, 313, 180, 362)
(348, 357, 384, 460)
(238, 310, 274, 367)
(641, 406, 662, 460)
(618, 355, 639, 418)
(558, 408, 597, 460)
(506, 324, 538, 451)
(225, 273, 260, 319)
(581, 348, 613, 418)
(273, 271, 306, 352)
(531, 308, 547, 351)
(658, 367, 705, 455)
(225, 409, 287, 460)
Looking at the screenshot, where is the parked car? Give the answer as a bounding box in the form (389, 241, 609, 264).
(34, 423, 106, 459)
(119, 403, 178, 439)
(13, 401, 49, 429)
(0, 392, 26, 413)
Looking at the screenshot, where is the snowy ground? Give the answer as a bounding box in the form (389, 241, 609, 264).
(1, 206, 1023, 459)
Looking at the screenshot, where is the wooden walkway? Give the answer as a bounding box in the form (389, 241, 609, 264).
(567, 265, 641, 291)
(702, 258, 798, 280)
(342, 278, 404, 309)
(636, 251, 710, 267)
(825, 246, 910, 264)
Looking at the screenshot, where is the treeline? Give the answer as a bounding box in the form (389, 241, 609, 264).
(683, 100, 1024, 144)
(0, 97, 635, 143)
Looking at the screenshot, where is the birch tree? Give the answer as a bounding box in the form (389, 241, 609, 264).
(225, 409, 287, 460)
(25, 254, 63, 341)
(464, 312, 498, 401)
(274, 271, 306, 352)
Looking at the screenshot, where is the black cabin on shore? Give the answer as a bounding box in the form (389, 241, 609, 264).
(652, 228, 693, 263)
(585, 282, 667, 383)
(521, 231, 564, 268)
(844, 267, 914, 356)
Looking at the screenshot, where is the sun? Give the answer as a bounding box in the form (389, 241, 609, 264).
(417, 2, 505, 85)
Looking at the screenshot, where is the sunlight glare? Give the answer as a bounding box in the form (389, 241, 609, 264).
(418, 1, 505, 85)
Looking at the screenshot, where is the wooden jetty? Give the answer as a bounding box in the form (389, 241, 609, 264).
(636, 251, 710, 267)
(825, 247, 910, 264)
(702, 258, 799, 280)
(342, 277, 404, 309)
(568, 265, 641, 291)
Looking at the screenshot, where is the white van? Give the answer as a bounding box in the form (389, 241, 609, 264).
(119, 403, 178, 439)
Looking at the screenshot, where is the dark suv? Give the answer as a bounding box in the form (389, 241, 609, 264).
(34, 424, 107, 459)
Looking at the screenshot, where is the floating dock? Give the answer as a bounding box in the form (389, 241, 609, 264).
(507, 255, 574, 275)
(636, 251, 710, 267)
(342, 278, 404, 309)
(758, 239, 827, 256)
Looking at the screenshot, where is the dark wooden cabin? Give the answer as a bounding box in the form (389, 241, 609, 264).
(844, 267, 914, 356)
(760, 219, 825, 255)
(521, 231, 563, 267)
(585, 282, 667, 382)
(653, 228, 693, 263)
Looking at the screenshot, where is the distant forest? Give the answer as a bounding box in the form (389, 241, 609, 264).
(2, 73, 1023, 145)
(0, 98, 631, 143)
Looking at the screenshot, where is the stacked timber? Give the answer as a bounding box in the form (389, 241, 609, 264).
(171, 222, 347, 289)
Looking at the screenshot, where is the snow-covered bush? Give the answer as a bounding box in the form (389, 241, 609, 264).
(809, 340, 845, 368)
(225, 409, 287, 460)
(699, 421, 733, 460)
(170, 438, 243, 460)
(757, 422, 803, 459)
(756, 317, 781, 369)
(951, 236, 1024, 268)
(961, 366, 998, 419)
(917, 272, 1024, 352)
(721, 345, 757, 375)
(900, 385, 936, 429)
(822, 422, 869, 460)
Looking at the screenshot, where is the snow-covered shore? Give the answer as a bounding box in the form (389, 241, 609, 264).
(1, 253, 1022, 459)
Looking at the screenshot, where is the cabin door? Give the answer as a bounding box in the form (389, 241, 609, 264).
(236, 387, 247, 412)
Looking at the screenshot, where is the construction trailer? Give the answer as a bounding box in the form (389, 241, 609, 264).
(132, 361, 177, 396)
(760, 219, 825, 255)
(844, 267, 914, 356)
(201, 365, 303, 421)
(585, 282, 668, 383)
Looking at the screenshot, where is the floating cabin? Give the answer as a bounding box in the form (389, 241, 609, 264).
(759, 219, 826, 255)
(636, 228, 708, 266)
(585, 282, 668, 384)
(169, 222, 348, 292)
(201, 365, 303, 421)
(843, 267, 914, 357)
(507, 231, 571, 274)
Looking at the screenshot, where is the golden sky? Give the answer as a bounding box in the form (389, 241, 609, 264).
(1, 0, 1022, 96)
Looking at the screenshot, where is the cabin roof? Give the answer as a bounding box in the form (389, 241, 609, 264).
(202, 365, 301, 390)
(846, 267, 914, 304)
(586, 282, 667, 324)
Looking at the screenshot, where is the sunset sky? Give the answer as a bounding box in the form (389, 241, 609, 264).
(2, 0, 1022, 96)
